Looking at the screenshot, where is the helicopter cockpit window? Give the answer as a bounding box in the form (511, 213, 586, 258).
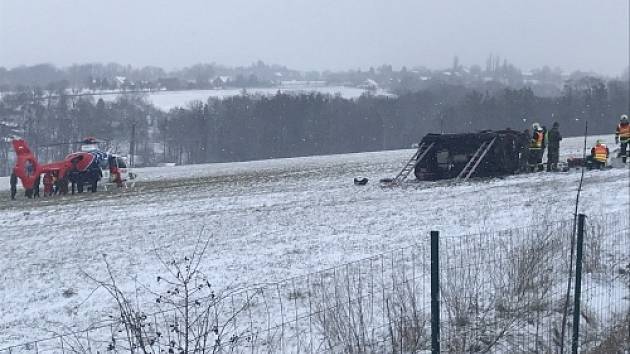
(81, 143, 99, 152)
(99, 158, 109, 169)
(116, 157, 127, 168)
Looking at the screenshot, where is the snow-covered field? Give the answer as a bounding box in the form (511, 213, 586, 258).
(92, 84, 391, 111)
(0, 135, 628, 346)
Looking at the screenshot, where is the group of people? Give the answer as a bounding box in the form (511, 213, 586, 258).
(42, 171, 68, 197)
(589, 114, 630, 168)
(10, 158, 126, 200)
(524, 121, 562, 172)
(10, 171, 70, 200)
(524, 114, 629, 172)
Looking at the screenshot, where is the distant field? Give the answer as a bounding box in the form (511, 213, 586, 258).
(91, 84, 391, 111)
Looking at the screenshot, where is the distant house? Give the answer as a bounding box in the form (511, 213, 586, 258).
(211, 76, 231, 88)
(358, 79, 378, 90)
(115, 76, 135, 90)
(522, 71, 539, 85)
(115, 76, 126, 86)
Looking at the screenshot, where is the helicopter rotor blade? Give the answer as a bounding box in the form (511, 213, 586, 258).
(39, 137, 109, 147)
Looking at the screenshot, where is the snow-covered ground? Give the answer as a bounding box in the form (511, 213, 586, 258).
(0, 135, 628, 346)
(92, 84, 391, 111)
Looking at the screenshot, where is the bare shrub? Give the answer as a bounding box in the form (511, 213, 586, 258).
(441, 225, 569, 353)
(584, 313, 630, 353)
(311, 268, 375, 353)
(583, 222, 605, 275)
(311, 264, 429, 353)
(85, 235, 255, 353)
(384, 281, 430, 353)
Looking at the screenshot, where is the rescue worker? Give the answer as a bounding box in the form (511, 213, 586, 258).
(68, 158, 85, 194)
(43, 172, 54, 197)
(528, 123, 545, 171)
(615, 114, 630, 163)
(59, 177, 69, 195)
(108, 155, 123, 188)
(10, 173, 17, 200)
(519, 128, 530, 172)
(589, 139, 609, 169)
(52, 171, 60, 195)
(33, 175, 40, 198)
(546, 122, 562, 171)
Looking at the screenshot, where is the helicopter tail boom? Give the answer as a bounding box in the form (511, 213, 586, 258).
(11, 139, 41, 190)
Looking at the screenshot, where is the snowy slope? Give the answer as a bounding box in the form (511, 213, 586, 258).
(0, 135, 628, 345)
(0, 134, 618, 190)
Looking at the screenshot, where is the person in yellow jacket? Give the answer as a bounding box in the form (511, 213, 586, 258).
(615, 114, 630, 163)
(589, 140, 609, 169)
(527, 123, 545, 171)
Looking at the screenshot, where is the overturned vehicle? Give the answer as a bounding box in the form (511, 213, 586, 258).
(386, 130, 528, 185)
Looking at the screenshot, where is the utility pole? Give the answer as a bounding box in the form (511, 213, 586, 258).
(130, 121, 136, 168)
(430, 231, 440, 354)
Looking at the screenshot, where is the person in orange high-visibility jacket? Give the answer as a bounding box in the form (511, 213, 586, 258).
(531, 129, 545, 149)
(589, 140, 609, 169)
(615, 114, 630, 163)
(528, 123, 546, 171)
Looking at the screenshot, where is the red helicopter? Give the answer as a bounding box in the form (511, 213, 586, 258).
(9, 137, 130, 200)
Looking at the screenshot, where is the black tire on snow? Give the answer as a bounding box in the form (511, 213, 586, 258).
(353, 177, 368, 185)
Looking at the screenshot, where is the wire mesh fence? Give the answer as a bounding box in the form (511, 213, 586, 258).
(579, 212, 630, 353)
(1, 210, 628, 353)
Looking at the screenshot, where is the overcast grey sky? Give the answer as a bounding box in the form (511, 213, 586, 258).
(0, 0, 628, 75)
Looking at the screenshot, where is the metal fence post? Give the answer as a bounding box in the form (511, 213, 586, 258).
(430, 231, 440, 354)
(571, 214, 586, 354)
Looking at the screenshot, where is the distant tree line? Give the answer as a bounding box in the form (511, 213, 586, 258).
(158, 76, 628, 164)
(0, 61, 298, 92)
(2, 58, 627, 97)
(1, 75, 627, 175)
(0, 90, 159, 175)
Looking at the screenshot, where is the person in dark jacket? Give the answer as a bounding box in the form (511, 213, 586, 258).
(10, 173, 17, 200)
(546, 122, 562, 171)
(33, 175, 40, 198)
